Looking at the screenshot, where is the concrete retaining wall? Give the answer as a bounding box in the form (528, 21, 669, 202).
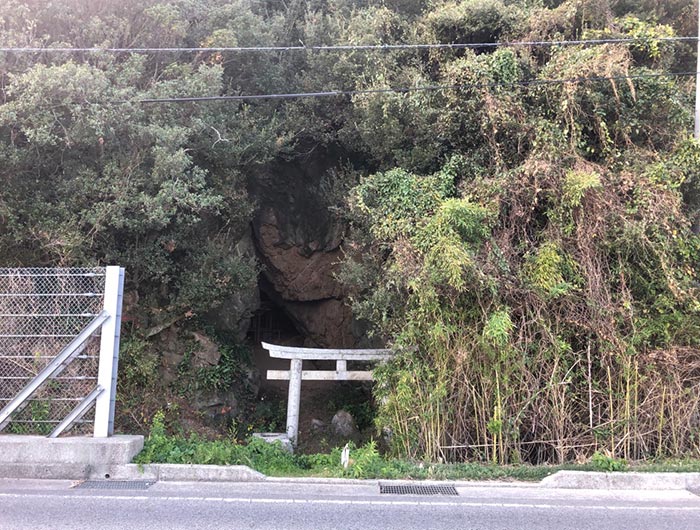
(0, 435, 143, 479)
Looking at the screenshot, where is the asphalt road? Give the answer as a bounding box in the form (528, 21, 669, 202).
(1, 478, 699, 530)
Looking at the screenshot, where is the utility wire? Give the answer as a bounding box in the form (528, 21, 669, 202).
(135, 71, 696, 103)
(0, 36, 696, 54)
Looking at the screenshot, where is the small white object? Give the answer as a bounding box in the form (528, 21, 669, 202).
(341, 443, 350, 469)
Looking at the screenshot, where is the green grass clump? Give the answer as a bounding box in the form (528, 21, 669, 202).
(133, 411, 302, 476)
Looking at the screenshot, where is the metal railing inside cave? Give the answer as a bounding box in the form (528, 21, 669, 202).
(0, 267, 124, 437)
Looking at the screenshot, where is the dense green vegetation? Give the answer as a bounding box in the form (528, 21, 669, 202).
(135, 411, 700, 478)
(134, 411, 571, 479)
(1, 0, 700, 464)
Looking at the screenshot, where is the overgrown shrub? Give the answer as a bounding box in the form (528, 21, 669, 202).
(343, 78, 700, 464)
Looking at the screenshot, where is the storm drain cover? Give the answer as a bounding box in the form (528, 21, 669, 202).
(74, 480, 155, 490)
(379, 484, 458, 496)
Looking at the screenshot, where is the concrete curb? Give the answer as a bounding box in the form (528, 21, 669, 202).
(232, 471, 700, 490)
(0, 463, 94, 481)
(540, 470, 700, 490)
(0, 463, 265, 482)
(104, 464, 266, 482)
(1, 434, 699, 489)
(0, 435, 144, 465)
(263, 476, 379, 486)
(262, 476, 537, 488)
(0, 435, 145, 480)
(2, 464, 700, 490)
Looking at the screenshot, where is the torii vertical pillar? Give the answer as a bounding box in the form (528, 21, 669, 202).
(286, 358, 303, 444)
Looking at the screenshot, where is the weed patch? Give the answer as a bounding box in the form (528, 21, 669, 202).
(134, 412, 700, 480)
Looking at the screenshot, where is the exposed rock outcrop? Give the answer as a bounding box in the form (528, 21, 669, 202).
(255, 207, 343, 302)
(249, 161, 359, 348)
(283, 298, 354, 348)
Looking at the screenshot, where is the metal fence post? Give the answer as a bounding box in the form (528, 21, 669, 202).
(93, 266, 125, 437)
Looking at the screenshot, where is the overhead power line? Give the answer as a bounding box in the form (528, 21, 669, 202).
(0, 36, 696, 54)
(134, 71, 695, 104)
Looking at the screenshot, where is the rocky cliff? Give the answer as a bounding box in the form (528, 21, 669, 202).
(247, 160, 356, 348)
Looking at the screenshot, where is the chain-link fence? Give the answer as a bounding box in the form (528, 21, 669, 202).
(0, 268, 106, 435)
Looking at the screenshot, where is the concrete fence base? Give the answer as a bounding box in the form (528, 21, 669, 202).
(0, 435, 143, 479)
(0, 435, 265, 482)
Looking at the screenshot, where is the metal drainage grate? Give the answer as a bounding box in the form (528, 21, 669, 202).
(74, 480, 155, 490)
(379, 484, 458, 496)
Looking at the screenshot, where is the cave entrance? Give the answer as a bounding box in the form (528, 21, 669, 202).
(249, 289, 302, 345)
(247, 282, 307, 396)
(245, 280, 378, 453)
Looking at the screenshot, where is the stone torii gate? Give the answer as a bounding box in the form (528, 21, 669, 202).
(261, 341, 392, 445)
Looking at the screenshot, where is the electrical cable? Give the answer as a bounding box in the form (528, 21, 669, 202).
(133, 71, 696, 103)
(0, 36, 696, 54)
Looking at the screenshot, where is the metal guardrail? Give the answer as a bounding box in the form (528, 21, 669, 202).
(0, 311, 109, 431)
(0, 267, 124, 437)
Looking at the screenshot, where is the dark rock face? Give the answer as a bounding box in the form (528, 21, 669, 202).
(192, 389, 239, 426)
(190, 331, 221, 368)
(152, 159, 363, 427)
(255, 207, 343, 302)
(248, 161, 358, 348)
(283, 298, 355, 348)
(154, 327, 241, 424)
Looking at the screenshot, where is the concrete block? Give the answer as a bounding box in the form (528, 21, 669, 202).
(0, 435, 266, 482)
(95, 463, 264, 482)
(156, 464, 265, 482)
(540, 470, 700, 490)
(99, 464, 160, 481)
(253, 432, 293, 453)
(0, 435, 144, 466)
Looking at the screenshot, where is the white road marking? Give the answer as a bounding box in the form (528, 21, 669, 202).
(1, 492, 700, 511)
